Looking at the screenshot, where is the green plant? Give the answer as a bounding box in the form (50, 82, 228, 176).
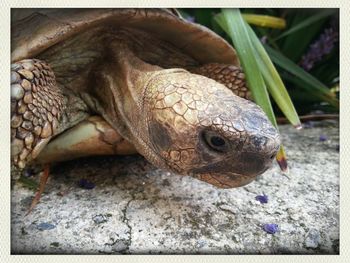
(179, 8, 339, 171)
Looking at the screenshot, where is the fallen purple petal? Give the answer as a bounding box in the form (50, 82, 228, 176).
(255, 194, 268, 204)
(78, 179, 95, 189)
(263, 223, 279, 234)
(319, 135, 328, 142)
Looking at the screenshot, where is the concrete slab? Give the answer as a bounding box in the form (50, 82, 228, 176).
(11, 120, 339, 254)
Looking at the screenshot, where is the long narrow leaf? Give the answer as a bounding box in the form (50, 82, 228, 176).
(18, 176, 39, 191)
(217, 10, 275, 123)
(194, 9, 214, 28)
(281, 72, 337, 104)
(281, 13, 328, 62)
(216, 9, 288, 172)
(242, 14, 286, 29)
(274, 9, 336, 40)
(265, 45, 339, 108)
(246, 25, 301, 128)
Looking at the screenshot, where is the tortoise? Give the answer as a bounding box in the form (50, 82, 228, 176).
(11, 8, 280, 189)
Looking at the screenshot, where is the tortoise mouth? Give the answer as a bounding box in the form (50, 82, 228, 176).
(191, 172, 258, 189)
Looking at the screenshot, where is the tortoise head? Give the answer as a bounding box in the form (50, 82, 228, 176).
(144, 70, 280, 188)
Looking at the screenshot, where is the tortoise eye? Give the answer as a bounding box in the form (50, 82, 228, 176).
(202, 130, 229, 153)
(210, 136, 225, 147)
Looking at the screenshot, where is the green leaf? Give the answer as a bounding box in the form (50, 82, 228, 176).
(242, 13, 286, 29)
(280, 10, 330, 62)
(216, 11, 301, 127)
(275, 9, 336, 40)
(215, 9, 293, 171)
(246, 25, 301, 128)
(194, 9, 214, 28)
(265, 45, 339, 108)
(18, 175, 39, 191)
(216, 10, 277, 125)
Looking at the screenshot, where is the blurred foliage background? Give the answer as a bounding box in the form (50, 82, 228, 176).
(179, 8, 339, 117)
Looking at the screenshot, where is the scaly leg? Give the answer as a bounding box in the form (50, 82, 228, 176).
(190, 63, 251, 100)
(11, 59, 88, 211)
(11, 59, 66, 169)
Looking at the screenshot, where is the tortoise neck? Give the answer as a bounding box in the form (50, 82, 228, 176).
(108, 42, 162, 84)
(90, 42, 157, 130)
(88, 42, 184, 168)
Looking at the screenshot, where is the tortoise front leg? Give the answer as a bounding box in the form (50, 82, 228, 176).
(11, 59, 67, 169)
(11, 59, 90, 169)
(11, 59, 90, 212)
(11, 59, 65, 213)
(190, 63, 251, 100)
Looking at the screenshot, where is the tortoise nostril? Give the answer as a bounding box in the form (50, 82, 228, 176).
(270, 153, 276, 159)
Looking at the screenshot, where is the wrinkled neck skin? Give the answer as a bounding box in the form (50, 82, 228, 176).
(88, 42, 180, 169)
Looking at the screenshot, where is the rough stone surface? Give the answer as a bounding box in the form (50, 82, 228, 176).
(11, 120, 339, 254)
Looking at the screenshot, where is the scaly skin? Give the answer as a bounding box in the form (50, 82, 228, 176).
(144, 72, 279, 187)
(11, 59, 89, 170)
(11, 60, 65, 169)
(190, 63, 251, 100)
